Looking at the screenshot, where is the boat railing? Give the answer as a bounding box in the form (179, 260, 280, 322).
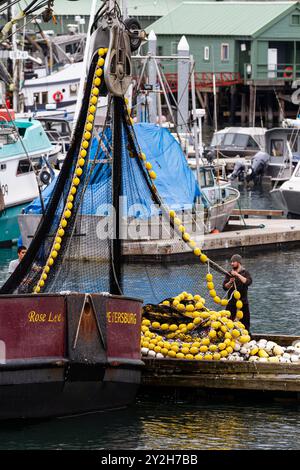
(224, 186, 240, 203)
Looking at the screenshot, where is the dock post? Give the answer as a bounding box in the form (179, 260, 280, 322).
(249, 85, 255, 126)
(148, 30, 157, 124)
(230, 85, 237, 125)
(241, 93, 246, 125)
(267, 92, 274, 126)
(279, 97, 285, 124)
(177, 36, 190, 134)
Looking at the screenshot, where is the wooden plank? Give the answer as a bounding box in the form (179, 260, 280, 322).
(142, 373, 300, 393)
(144, 358, 300, 376)
(232, 209, 284, 217)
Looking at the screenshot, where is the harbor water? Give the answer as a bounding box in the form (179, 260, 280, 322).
(0, 185, 299, 449)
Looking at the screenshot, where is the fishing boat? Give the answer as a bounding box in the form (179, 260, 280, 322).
(0, 109, 60, 246)
(0, 292, 143, 419)
(0, 0, 146, 419)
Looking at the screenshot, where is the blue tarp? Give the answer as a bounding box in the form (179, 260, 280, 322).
(25, 123, 201, 216)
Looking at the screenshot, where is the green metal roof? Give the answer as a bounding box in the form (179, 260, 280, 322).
(147, 1, 298, 37)
(21, 0, 184, 18)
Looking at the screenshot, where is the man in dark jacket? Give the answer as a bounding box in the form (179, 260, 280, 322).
(223, 254, 252, 331)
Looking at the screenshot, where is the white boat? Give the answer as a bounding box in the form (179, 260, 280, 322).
(271, 161, 300, 216)
(0, 110, 60, 245)
(208, 127, 266, 159)
(22, 61, 108, 122)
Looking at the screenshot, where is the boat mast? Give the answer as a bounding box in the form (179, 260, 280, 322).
(72, 0, 98, 132)
(122, 0, 128, 18)
(110, 96, 123, 295)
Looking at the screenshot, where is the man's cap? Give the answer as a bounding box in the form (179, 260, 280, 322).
(231, 254, 242, 264)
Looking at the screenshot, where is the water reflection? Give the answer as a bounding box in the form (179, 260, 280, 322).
(0, 399, 299, 450)
(0, 187, 300, 450)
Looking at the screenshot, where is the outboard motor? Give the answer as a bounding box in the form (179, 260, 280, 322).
(246, 151, 270, 185)
(229, 160, 246, 181)
(203, 148, 216, 163)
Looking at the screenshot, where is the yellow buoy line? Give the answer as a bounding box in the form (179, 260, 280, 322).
(141, 292, 300, 363)
(33, 48, 108, 294)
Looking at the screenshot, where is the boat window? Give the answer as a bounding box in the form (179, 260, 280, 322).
(247, 136, 259, 149)
(206, 170, 215, 187)
(66, 43, 79, 55)
(270, 139, 284, 157)
(0, 164, 6, 171)
(211, 133, 224, 146)
(289, 136, 299, 153)
(0, 132, 18, 145)
(294, 165, 300, 177)
(46, 130, 61, 142)
(199, 170, 206, 187)
(223, 133, 235, 146)
(200, 168, 214, 187)
(18, 127, 26, 137)
(17, 159, 33, 175)
(234, 134, 249, 147)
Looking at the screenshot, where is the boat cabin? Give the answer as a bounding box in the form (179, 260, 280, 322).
(265, 127, 300, 163)
(209, 127, 266, 159)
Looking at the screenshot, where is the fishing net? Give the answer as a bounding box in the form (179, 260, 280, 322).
(0, 49, 227, 308)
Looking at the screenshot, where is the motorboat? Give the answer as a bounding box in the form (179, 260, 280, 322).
(229, 127, 299, 185)
(208, 127, 266, 159)
(271, 161, 300, 216)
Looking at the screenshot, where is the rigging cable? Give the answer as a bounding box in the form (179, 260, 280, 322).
(3, 100, 46, 214)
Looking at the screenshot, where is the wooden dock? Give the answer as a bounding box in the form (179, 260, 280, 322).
(202, 218, 300, 254)
(124, 218, 300, 260)
(141, 335, 300, 399)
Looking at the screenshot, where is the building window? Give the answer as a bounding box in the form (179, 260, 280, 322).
(171, 41, 178, 55)
(0, 164, 6, 171)
(291, 14, 300, 25)
(204, 46, 210, 61)
(221, 43, 229, 61)
(157, 46, 163, 56)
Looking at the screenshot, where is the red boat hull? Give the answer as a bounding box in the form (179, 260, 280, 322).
(0, 293, 143, 419)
